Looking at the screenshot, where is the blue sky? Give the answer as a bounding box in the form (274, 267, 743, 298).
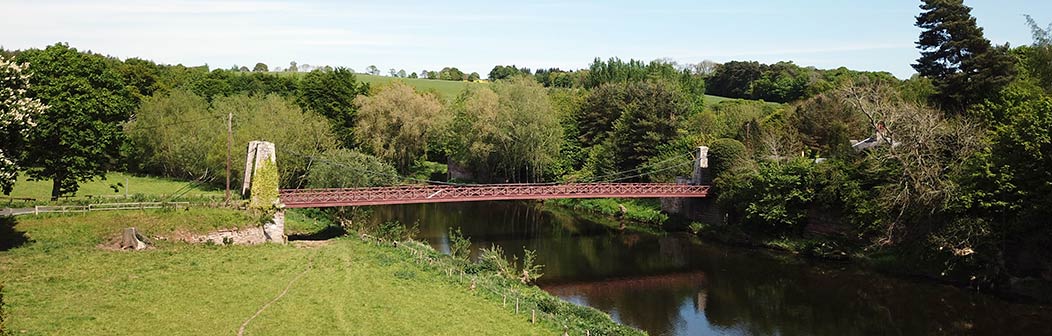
(1, 0, 1049, 78)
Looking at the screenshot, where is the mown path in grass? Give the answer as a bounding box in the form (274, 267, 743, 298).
(0, 210, 554, 335)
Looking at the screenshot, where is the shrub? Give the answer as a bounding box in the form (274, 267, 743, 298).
(717, 158, 815, 234)
(448, 227, 471, 260)
(708, 138, 748, 178)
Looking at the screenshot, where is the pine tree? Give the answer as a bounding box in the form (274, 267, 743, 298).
(913, 0, 1016, 113)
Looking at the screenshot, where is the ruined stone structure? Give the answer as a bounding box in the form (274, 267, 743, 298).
(242, 140, 285, 244)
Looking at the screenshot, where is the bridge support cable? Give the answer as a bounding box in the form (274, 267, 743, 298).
(278, 147, 697, 187)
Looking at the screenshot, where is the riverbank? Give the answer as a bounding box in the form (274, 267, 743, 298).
(0, 209, 611, 335)
(546, 197, 1052, 304)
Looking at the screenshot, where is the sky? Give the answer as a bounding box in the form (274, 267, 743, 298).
(1, 0, 1049, 78)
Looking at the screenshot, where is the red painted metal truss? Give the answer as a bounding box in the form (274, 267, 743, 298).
(279, 183, 711, 208)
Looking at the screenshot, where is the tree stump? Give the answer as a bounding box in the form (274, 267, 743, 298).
(121, 227, 148, 250)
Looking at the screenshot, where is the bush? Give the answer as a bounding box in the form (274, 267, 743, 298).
(717, 158, 815, 234)
(708, 138, 748, 178)
(305, 149, 397, 188)
(448, 227, 471, 260)
(375, 220, 418, 242)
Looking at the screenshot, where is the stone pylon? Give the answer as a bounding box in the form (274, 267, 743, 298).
(692, 146, 710, 185)
(242, 141, 276, 197)
(242, 140, 285, 244)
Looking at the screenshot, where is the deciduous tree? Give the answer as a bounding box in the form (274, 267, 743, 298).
(16, 44, 136, 200)
(354, 82, 444, 172)
(0, 55, 47, 194)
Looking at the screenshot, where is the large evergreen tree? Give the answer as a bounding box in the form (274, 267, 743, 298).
(913, 0, 1015, 113)
(297, 67, 369, 148)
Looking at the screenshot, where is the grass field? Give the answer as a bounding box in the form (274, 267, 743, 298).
(0, 209, 558, 335)
(355, 74, 486, 101)
(5, 172, 222, 202)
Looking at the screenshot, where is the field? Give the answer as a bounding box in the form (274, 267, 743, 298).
(355, 74, 486, 101)
(5, 172, 223, 202)
(0, 209, 557, 335)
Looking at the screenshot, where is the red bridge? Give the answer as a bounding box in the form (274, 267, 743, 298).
(279, 183, 710, 208)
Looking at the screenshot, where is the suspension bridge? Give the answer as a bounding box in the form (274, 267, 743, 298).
(245, 142, 713, 209)
(239, 141, 714, 242)
(279, 183, 710, 208)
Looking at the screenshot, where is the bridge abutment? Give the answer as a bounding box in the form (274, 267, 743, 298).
(243, 140, 285, 244)
(663, 146, 724, 225)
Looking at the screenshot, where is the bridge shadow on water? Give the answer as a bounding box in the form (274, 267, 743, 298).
(0, 216, 29, 251)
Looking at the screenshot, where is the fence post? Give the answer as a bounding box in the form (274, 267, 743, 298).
(34, 205, 38, 215)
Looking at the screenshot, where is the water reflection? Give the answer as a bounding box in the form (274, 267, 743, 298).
(369, 201, 1052, 336)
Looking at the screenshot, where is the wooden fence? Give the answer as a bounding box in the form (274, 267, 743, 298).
(27, 202, 191, 215)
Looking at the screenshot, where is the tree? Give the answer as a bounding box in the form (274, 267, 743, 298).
(239, 66, 249, 72)
(124, 89, 217, 180)
(0, 55, 47, 194)
(913, 0, 1016, 113)
(488, 65, 530, 80)
(608, 80, 687, 173)
(117, 58, 164, 99)
(706, 61, 764, 99)
(388, 68, 397, 77)
(16, 44, 136, 200)
(215, 94, 338, 188)
(577, 83, 627, 148)
(409, 72, 418, 79)
(397, 69, 407, 78)
(467, 72, 480, 81)
(288, 61, 298, 72)
(438, 67, 465, 81)
(443, 77, 561, 181)
(749, 61, 809, 103)
(366, 65, 380, 76)
(253, 62, 268, 72)
(297, 67, 370, 148)
(693, 60, 720, 76)
(305, 148, 398, 188)
(838, 79, 982, 243)
(1024, 15, 1052, 93)
(354, 82, 444, 172)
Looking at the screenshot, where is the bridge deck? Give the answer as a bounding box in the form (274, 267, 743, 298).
(279, 183, 710, 208)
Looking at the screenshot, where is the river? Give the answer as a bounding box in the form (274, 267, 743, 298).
(368, 200, 1052, 336)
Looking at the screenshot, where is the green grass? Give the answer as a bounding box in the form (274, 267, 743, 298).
(6, 172, 223, 202)
(0, 209, 561, 335)
(355, 74, 485, 101)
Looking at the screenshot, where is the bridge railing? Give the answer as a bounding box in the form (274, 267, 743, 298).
(279, 183, 710, 208)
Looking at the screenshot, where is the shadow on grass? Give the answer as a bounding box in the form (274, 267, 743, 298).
(288, 225, 347, 241)
(0, 216, 29, 251)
